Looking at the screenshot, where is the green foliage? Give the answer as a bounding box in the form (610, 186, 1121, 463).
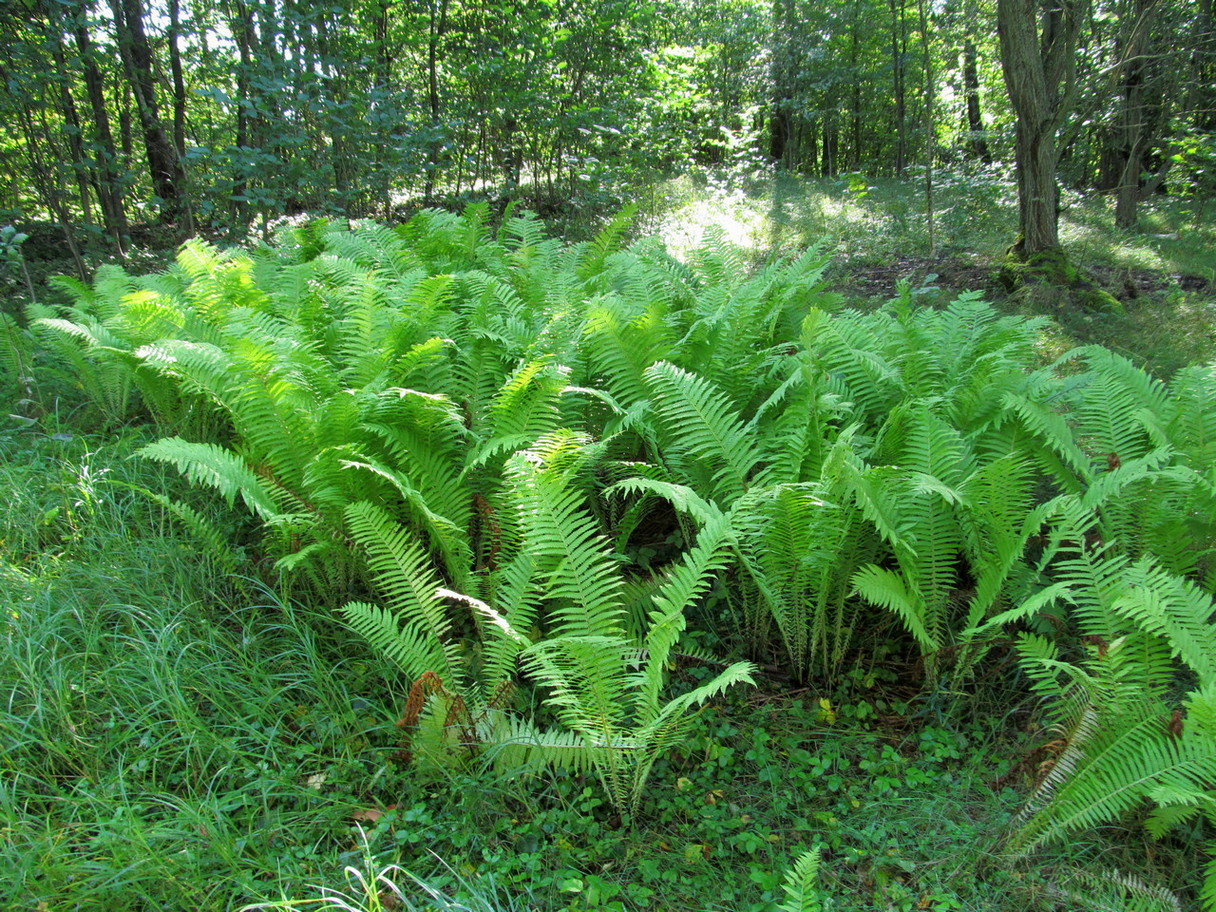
(0, 431, 400, 912)
(27, 208, 1216, 906)
(961, 346, 1216, 908)
(341, 435, 755, 817)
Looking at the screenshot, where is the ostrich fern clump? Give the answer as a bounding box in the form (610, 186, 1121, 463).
(342, 435, 755, 818)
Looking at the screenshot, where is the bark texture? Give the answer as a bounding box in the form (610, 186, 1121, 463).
(996, 0, 1080, 254)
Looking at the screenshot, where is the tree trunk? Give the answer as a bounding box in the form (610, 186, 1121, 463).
(962, 37, 992, 163)
(997, 0, 1081, 255)
(1111, 0, 1160, 230)
(118, 78, 133, 161)
(168, 0, 187, 159)
(822, 111, 838, 177)
(423, 0, 450, 204)
(890, 0, 908, 176)
(167, 0, 194, 234)
(44, 11, 94, 227)
(1011, 114, 1061, 252)
(849, 13, 862, 170)
(918, 0, 936, 255)
(109, 0, 187, 228)
(769, 0, 797, 169)
(71, 9, 129, 254)
(231, 0, 255, 230)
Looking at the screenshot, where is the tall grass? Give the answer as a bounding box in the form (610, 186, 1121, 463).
(0, 429, 407, 911)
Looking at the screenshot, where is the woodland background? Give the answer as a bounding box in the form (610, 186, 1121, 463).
(2, 2, 1216, 912)
(2, 0, 1213, 255)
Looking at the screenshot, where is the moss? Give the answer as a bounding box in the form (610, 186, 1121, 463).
(999, 244, 1124, 313)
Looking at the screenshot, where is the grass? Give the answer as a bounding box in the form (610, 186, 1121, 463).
(0, 427, 414, 910)
(0, 420, 1201, 911)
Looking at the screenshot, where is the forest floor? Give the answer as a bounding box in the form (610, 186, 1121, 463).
(649, 169, 1216, 376)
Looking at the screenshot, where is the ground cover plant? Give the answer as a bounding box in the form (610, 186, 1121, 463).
(4, 205, 1215, 910)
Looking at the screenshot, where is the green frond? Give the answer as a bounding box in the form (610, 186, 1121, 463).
(364, 386, 472, 525)
(1068, 346, 1171, 471)
(1010, 632, 1092, 706)
(507, 450, 625, 639)
(779, 847, 826, 912)
(343, 501, 463, 685)
(1204, 839, 1216, 912)
(638, 514, 736, 717)
(1167, 362, 1216, 468)
(1048, 868, 1183, 912)
(1144, 803, 1202, 840)
(1001, 391, 1092, 490)
(753, 366, 848, 485)
(606, 476, 723, 528)
(139, 437, 285, 522)
(520, 635, 636, 736)
(733, 483, 854, 680)
(802, 308, 900, 422)
(1111, 559, 1216, 686)
(338, 600, 451, 685)
(467, 359, 568, 468)
(625, 661, 755, 815)
(577, 205, 637, 279)
(852, 565, 937, 651)
(644, 360, 761, 502)
(1012, 699, 1216, 854)
(831, 458, 907, 553)
(583, 295, 672, 408)
(488, 716, 627, 776)
(338, 456, 472, 586)
(878, 403, 971, 483)
(633, 661, 756, 755)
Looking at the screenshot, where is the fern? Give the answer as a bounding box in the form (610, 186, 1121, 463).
(644, 360, 761, 502)
(138, 437, 286, 523)
(779, 847, 827, 912)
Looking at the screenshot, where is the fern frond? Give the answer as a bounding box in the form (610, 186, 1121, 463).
(644, 360, 761, 502)
(1111, 559, 1216, 687)
(779, 847, 826, 912)
(851, 565, 937, 651)
(638, 514, 735, 717)
(1011, 700, 1216, 853)
(520, 635, 635, 737)
(340, 600, 453, 687)
(343, 501, 464, 686)
(139, 437, 286, 522)
(507, 451, 625, 639)
(606, 476, 723, 528)
(1048, 868, 1183, 912)
(488, 716, 625, 776)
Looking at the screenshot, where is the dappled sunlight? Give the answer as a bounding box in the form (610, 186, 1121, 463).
(654, 180, 776, 259)
(652, 173, 890, 262)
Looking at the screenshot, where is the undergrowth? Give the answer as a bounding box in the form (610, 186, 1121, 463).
(3, 202, 1214, 910)
(651, 170, 1216, 375)
(0, 427, 1080, 910)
